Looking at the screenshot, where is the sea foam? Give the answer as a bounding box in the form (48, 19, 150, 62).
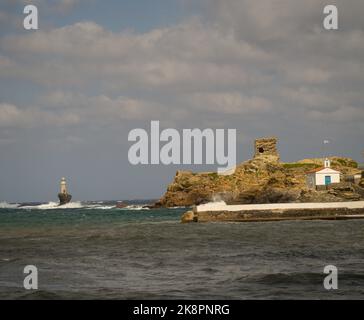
(0, 202, 20, 209)
(20, 201, 84, 210)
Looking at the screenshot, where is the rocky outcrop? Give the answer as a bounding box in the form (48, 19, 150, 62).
(58, 193, 72, 205)
(155, 138, 362, 207)
(359, 178, 364, 188)
(181, 210, 196, 223)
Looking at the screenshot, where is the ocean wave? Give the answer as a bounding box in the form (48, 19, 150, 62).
(0, 202, 20, 209)
(126, 205, 150, 210)
(1, 201, 154, 211)
(85, 205, 116, 210)
(85, 204, 150, 210)
(20, 201, 84, 210)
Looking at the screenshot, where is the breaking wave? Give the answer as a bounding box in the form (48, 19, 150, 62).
(0, 202, 20, 209)
(121, 205, 149, 211)
(84, 204, 149, 210)
(2, 202, 153, 211)
(85, 204, 116, 210)
(20, 201, 84, 210)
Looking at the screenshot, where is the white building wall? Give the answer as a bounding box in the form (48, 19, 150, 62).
(315, 172, 340, 186)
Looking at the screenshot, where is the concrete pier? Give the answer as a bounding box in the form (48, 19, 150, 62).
(181, 201, 364, 223)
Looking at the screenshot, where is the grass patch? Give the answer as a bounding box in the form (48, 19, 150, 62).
(208, 172, 219, 181)
(335, 158, 358, 168)
(282, 163, 320, 169)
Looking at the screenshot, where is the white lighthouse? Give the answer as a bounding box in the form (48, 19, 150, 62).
(58, 177, 72, 205)
(60, 177, 67, 194)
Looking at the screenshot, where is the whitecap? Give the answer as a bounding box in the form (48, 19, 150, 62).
(123, 205, 150, 210)
(20, 201, 84, 210)
(0, 202, 20, 209)
(88, 205, 116, 210)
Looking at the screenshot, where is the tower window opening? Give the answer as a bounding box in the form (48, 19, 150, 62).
(258, 147, 264, 153)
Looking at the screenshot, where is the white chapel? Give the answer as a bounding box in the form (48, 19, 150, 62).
(306, 158, 341, 189)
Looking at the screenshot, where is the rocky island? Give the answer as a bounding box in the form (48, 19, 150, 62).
(153, 137, 364, 222)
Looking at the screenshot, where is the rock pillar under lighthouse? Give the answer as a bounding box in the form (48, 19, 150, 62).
(58, 177, 72, 205)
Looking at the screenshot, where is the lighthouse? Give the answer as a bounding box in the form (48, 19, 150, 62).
(60, 177, 67, 194)
(58, 177, 72, 205)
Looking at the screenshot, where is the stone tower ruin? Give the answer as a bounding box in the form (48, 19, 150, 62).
(254, 137, 280, 161)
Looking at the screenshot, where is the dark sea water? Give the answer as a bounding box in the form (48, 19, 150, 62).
(0, 201, 363, 299)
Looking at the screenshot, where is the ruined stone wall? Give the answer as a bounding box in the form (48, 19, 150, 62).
(254, 137, 279, 159)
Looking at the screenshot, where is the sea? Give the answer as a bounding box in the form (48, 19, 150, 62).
(0, 200, 363, 299)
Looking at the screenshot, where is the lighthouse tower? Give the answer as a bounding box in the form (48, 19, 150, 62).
(60, 177, 67, 194)
(58, 177, 72, 205)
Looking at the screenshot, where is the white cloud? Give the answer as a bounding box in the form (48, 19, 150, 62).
(189, 92, 272, 114)
(36, 91, 189, 126)
(0, 0, 364, 130)
(0, 103, 80, 128)
(280, 87, 336, 108)
(0, 20, 269, 91)
(308, 106, 364, 122)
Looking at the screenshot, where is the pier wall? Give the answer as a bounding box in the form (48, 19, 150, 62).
(196, 207, 364, 222)
(181, 201, 364, 223)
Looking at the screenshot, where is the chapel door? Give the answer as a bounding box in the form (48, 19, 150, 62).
(325, 176, 331, 185)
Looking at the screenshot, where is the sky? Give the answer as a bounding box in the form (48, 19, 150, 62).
(0, 0, 363, 202)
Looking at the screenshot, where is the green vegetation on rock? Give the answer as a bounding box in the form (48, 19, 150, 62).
(282, 163, 320, 169)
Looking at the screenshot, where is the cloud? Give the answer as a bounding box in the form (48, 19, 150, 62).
(56, 0, 81, 12)
(0, 91, 187, 130)
(0, 103, 22, 127)
(0, 0, 364, 129)
(280, 87, 336, 109)
(308, 106, 364, 122)
(0, 20, 269, 91)
(188, 92, 272, 115)
(0, 102, 80, 128)
(11, 0, 82, 12)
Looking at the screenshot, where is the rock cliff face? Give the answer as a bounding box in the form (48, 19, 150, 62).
(154, 137, 363, 207)
(58, 193, 72, 205)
